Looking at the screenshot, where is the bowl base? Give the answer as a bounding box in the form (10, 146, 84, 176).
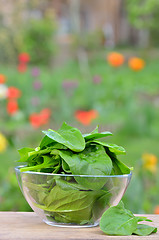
(43, 220, 99, 228)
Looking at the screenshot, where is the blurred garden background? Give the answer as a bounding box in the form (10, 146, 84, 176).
(0, 0, 159, 214)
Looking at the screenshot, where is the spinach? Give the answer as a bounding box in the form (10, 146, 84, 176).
(17, 122, 157, 235)
(89, 140, 126, 155)
(100, 201, 157, 236)
(42, 122, 85, 152)
(18, 147, 35, 162)
(34, 184, 102, 224)
(55, 178, 89, 191)
(56, 144, 112, 190)
(20, 155, 59, 172)
(133, 224, 157, 236)
(106, 147, 131, 175)
(83, 126, 112, 142)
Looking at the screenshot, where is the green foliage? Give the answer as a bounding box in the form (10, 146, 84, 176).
(0, 3, 57, 65)
(0, 25, 23, 64)
(126, 0, 159, 29)
(73, 30, 104, 51)
(18, 122, 130, 176)
(22, 16, 57, 65)
(126, 0, 159, 46)
(1, 48, 159, 213)
(0, 168, 31, 211)
(123, 154, 159, 214)
(100, 201, 157, 236)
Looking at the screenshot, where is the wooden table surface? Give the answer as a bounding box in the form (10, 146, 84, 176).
(0, 212, 159, 240)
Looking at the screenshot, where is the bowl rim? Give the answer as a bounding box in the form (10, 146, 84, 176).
(15, 165, 132, 178)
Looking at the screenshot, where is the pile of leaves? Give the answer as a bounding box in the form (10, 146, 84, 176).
(18, 122, 130, 175)
(17, 122, 157, 236)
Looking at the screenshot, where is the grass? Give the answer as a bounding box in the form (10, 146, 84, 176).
(0, 48, 159, 212)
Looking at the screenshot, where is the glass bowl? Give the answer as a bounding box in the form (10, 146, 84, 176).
(15, 166, 132, 228)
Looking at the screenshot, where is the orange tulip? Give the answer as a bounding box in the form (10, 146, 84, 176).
(0, 74, 6, 84)
(154, 206, 159, 214)
(107, 52, 124, 67)
(128, 57, 145, 71)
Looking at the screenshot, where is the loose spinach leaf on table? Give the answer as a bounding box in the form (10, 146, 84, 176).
(100, 201, 138, 236)
(100, 201, 157, 236)
(133, 224, 157, 236)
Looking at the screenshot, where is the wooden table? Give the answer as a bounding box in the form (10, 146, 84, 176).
(0, 212, 159, 240)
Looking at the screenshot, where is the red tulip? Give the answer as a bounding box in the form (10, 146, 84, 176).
(7, 100, 18, 115)
(17, 63, 27, 73)
(29, 108, 51, 128)
(18, 53, 30, 63)
(29, 113, 42, 128)
(39, 108, 51, 125)
(7, 87, 21, 99)
(75, 110, 98, 125)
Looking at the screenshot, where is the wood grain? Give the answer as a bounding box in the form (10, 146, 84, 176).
(0, 212, 158, 240)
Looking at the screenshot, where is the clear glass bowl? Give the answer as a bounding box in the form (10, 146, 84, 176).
(15, 166, 132, 228)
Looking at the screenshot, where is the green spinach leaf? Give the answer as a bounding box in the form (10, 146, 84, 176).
(83, 126, 112, 142)
(100, 201, 138, 235)
(55, 178, 89, 191)
(89, 140, 126, 155)
(133, 224, 157, 236)
(40, 136, 67, 150)
(56, 144, 113, 189)
(37, 185, 99, 212)
(39, 135, 55, 149)
(18, 148, 35, 162)
(106, 147, 131, 174)
(100, 201, 157, 236)
(20, 155, 60, 172)
(42, 122, 85, 152)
